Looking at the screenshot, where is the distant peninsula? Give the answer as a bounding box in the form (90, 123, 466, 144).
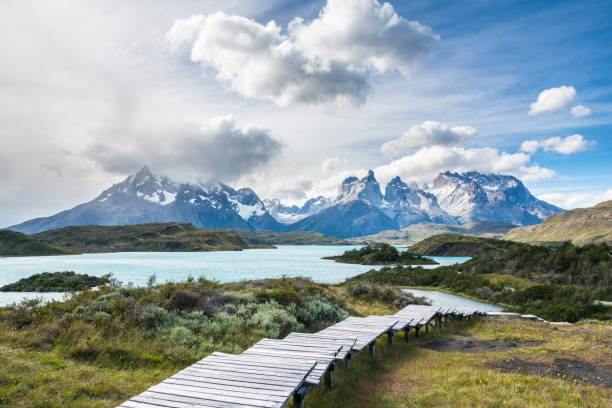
(324, 243, 438, 265)
(407, 234, 527, 257)
(1, 223, 272, 256)
(228, 228, 349, 245)
(0, 229, 73, 256)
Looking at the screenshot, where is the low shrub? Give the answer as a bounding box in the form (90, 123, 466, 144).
(166, 326, 198, 347)
(247, 301, 304, 338)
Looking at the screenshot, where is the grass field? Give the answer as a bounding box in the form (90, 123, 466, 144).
(1, 302, 610, 407)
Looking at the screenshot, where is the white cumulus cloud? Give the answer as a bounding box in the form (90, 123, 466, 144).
(381, 121, 476, 155)
(570, 105, 592, 118)
(519, 140, 541, 154)
(539, 188, 612, 210)
(374, 145, 555, 187)
(166, 0, 439, 106)
(520, 134, 594, 155)
(322, 157, 348, 172)
(528, 85, 576, 115)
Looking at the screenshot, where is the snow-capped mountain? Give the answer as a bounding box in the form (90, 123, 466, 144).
(382, 176, 458, 227)
(335, 170, 384, 206)
(290, 172, 395, 237)
(9, 166, 563, 238)
(10, 166, 283, 234)
(290, 171, 456, 237)
(427, 171, 563, 225)
(263, 196, 333, 224)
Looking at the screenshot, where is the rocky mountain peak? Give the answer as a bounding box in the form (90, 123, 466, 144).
(384, 176, 409, 202)
(336, 171, 383, 206)
(428, 170, 562, 225)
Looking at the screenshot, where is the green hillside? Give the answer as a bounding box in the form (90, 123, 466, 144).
(228, 228, 349, 245)
(352, 220, 518, 244)
(504, 200, 612, 246)
(407, 233, 526, 257)
(32, 223, 270, 253)
(0, 230, 73, 256)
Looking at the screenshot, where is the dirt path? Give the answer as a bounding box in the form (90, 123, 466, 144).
(487, 357, 612, 387)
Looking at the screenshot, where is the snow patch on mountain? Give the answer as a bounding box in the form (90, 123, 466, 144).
(264, 196, 333, 224)
(136, 190, 177, 206)
(427, 171, 562, 225)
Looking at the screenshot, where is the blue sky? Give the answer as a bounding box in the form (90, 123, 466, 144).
(0, 0, 610, 226)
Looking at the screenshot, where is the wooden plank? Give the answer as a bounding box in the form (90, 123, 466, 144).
(284, 333, 356, 360)
(168, 374, 295, 395)
(137, 390, 263, 408)
(136, 390, 272, 408)
(148, 384, 281, 407)
(180, 366, 302, 386)
(188, 363, 312, 382)
(160, 379, 288, 403)
(129, 394, 233, 408)
(243, 339, 339, 385)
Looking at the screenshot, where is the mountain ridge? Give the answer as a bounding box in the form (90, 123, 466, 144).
(9, 166, 563, 238)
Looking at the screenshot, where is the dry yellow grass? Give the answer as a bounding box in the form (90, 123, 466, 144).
(305, 318, 611, 407)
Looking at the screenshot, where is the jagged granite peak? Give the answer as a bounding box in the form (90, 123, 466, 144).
(336, 170, 383, 206)
(384, 176, 410, 202)
(382, 176, 457, 227)
(10, 166, 283, 234)
(428, 171, 563, 225)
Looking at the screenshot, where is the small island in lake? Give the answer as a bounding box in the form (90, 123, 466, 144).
(324, 242, 438, 265)
(0, 271, 109, 292)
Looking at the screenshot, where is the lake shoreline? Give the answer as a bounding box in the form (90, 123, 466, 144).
(400, 287, 504, 312)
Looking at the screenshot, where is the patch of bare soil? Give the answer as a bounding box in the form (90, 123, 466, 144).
(422, 338, 544, 353)
(488, 357, 612, 387)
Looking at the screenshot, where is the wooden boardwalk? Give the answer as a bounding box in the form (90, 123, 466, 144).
(118, 305, 486, 408)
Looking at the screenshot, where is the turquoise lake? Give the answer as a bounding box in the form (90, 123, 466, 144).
(0, 245, 471, 306)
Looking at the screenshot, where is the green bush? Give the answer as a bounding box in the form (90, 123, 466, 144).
(247, 301, 304, 338)
(168, 290, 200, 311)
(166, 326, 198, 347)
(299, 295, 349, 327)
(139, 306, 176, 330)
(92, 311, 111, 326)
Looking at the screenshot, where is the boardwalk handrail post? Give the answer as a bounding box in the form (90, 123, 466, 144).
(293, 390, 305, 408)
(324, 367, 333, 389)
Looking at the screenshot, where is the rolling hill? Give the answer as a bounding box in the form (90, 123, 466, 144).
(407, 233, 527, 257)
(32, 223, 269, 253)
(0, 230, 74, 256)
(504, 200, 612, 246)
